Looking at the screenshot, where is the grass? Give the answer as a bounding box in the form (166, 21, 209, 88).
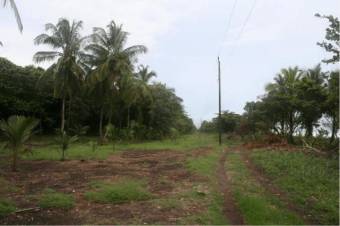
(251, 149, 339, 225)
(85, 179, 152, 204)
(0, 198, 16, 217)
(225, 151, 304, 225)
(184, 149, 228, 225)
(38, 189, 74, 209)
(186, 151, 219, 178)
(15, 133, 218, 161)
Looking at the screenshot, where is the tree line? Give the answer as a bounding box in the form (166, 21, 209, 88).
(200, 13, 339, 148)
(0, 18, 195, 142)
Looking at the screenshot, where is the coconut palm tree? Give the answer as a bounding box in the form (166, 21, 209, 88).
(0, 116, 39, 171)
(83, 20, 147, 141)
(2, 0, 23, 32)
(136, 65, 156, 84)
(298, 64, 327, 137)
(265, 67, 302, 142)
(33, 18, 84, 133)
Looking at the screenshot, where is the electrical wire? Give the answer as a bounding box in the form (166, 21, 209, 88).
(217, 0, 238, 56)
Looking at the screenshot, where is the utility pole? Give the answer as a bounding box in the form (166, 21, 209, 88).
(218, 57, 222, 145)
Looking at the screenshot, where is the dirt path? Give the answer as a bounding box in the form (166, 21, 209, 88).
(217, 148, 244, 225)
(241, 149, 319, 225)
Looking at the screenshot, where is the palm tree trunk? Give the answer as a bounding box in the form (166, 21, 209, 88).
(330, 117, 337, 143)
(288, 113, 294, 144)
(67, 96, 72, 130)
(99, 106, 104, 142)
(61, 149, 65, 161)
(12, 148, 17, 172)
(61, 96, 66, 133)
(127, 106, 130, 128)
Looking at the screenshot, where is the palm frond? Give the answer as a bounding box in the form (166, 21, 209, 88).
(33, 51, 62, 63)
(3, 0, 23, 32)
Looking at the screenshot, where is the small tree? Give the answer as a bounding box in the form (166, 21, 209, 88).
(0, 115, 39, 171)
(105, 123, 116, 151)
(55, 131, 78, 161)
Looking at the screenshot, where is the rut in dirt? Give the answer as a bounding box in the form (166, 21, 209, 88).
(241, 149, 320, 225)
(217, 149, 244, 225)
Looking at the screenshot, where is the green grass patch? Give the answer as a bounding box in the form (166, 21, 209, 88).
(226, 151, 304, 225)
(186, 151, 219, 178)
(18, 133, 218, 161)
(85, 179, 152, 204)
(0, 198, 16, 217)
(38, 189, 74, 209)
(251, 149, 339, 225)
(184, 150, 228, 225)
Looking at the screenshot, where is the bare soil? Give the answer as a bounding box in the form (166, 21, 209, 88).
(0, 148, 212, 225)
(217, 148, 244, 225)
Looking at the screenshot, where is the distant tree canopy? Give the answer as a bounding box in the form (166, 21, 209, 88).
(200, 66, 339, 144)
(0, 18, 195, 141)
(0, 55, 195, 140)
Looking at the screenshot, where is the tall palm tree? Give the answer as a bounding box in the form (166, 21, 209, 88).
(134, 65, 157, 124)
(2, 0, 23, 32)
(136, 65, 156, 84)
(265, 67, 301, 142)
(0, 116, 39, 171)
(299, 64, 327, 137)
(83, 21, 147, 140)
(33, 18, 84, 133)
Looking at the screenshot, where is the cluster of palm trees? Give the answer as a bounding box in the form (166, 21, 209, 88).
(33, 18, 156, 141)
(245, 64, 339, 144)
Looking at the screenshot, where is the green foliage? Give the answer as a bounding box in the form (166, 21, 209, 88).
(0, 198, 16, 217)
(0, 58, 58, 132)
(251, 149, 339, 225)
(54, 131, 78, 161)
(315, 14, 339, 64)
(38, 189, 74, 209)
(85, 179, 152, 204)
(0, 115, 39, 171)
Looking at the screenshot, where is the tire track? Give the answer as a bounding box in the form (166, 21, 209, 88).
(217, 149, 244, 225)
(241, 149, 320, 225)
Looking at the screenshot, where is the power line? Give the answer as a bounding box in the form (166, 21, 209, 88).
(228, 0, 258, 57)
(217, 0, 238, 56)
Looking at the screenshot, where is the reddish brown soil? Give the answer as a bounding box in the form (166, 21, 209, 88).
(0, 148, 212, 225)
(240, 149, 320, 225)
(217, 148, 244, 225)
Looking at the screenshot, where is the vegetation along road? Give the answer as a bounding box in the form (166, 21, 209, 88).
(0, 134, 338, 225)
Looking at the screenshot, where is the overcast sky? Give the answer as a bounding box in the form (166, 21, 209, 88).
(0, 0, 339, 126)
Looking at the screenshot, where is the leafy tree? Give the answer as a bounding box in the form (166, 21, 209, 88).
(33, 18, 85, 133)
(325, 70, 339, 142)
(83, 21, 147, 141)
(148, 83, 191, 139)
(0, 116, 39, 171)
(297, 64, 327, 137)
(0, 58, 58, 132)
(315, 14, 339, 64)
